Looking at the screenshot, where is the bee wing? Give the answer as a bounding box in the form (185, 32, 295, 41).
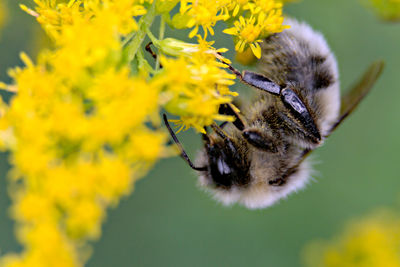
(327, 61, 385, 136)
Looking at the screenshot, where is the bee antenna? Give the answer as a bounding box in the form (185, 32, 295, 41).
(163, 114, 207, 172)
(226, 64, 243, 80)
(217, 53, 282, 96)
(216, 53, 243, 80)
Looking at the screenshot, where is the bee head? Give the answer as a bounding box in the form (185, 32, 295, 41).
(198, 128, 251, 189)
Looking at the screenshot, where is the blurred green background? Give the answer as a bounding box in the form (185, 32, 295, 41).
(1, 0, 400, 266)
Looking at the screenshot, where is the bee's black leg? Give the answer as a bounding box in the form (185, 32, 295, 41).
(206, 123, 251, 188)
(218, 102, 278, 152)
(218, 103, 245, 131)
(202, 132, 210, 143)
(163, 114, 207, 171)
(210, 123, 229, 140)
(242, 129, 278, 153)
(219, 121, 228, 128)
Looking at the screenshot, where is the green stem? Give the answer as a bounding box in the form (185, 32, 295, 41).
(145, 28, 159, 45)
(136, 49, 146, 66)
(155, 17, 166, 71)
(159, 16, 166, 40)
(136, 49, 153, 74)
(122, 32, 136, 47)
(125, 2, 157, 63)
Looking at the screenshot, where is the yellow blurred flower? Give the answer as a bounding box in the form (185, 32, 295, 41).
(0, 0, 7, 38)
(365, 0, 400, 21)
(235, 47, 257, 65)
(303, 209, 400, 267)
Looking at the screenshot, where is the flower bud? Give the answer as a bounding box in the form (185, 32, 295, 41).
(158, 38, 198, 57)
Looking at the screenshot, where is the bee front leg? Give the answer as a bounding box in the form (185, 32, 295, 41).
(218, 103, 245, 130)
(206, 123, 251, 188)
(218, 103, 279, 153)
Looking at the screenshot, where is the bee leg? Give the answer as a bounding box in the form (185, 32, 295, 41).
(218, 103, 245, 131)
(210, 123, 242, 157)
(163, 114, 207, 171)
(218, 103, 279, 152)
(210, 123, 230, 140)
(202, 132, 210, 143)
(210, 123, 247, 162)
(219, 121, 228, 128)
(206, 124, 251, 188)
(242, 129, 278, 153)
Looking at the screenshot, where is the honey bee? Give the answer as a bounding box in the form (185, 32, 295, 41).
(163, 18, 384, 209)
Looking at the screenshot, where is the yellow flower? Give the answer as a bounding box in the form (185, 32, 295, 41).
(0, 1, 165, 266)
(223, 0, 289, 58)
(235, 47, 257, 65)
(228, 0, 250, 17)
(0, 0, 290, 266)
(21, 0, 148, 39)
(180, 0, 230, 37)
(156, 38, 236, 133)
(246, 0, 282, 14)
(262, 9, 288, 33)
(224, 15, 264, 58)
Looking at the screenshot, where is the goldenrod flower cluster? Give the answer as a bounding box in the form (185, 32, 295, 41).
(0, 0, 288, 266)
(365, 0, 400, 21)
(156, 38, 237, 133)
(303, 209, 400, 267)
(174, 0, 288, 58)
(223, 0, 289, 58)
(0, 2, 164, 267)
